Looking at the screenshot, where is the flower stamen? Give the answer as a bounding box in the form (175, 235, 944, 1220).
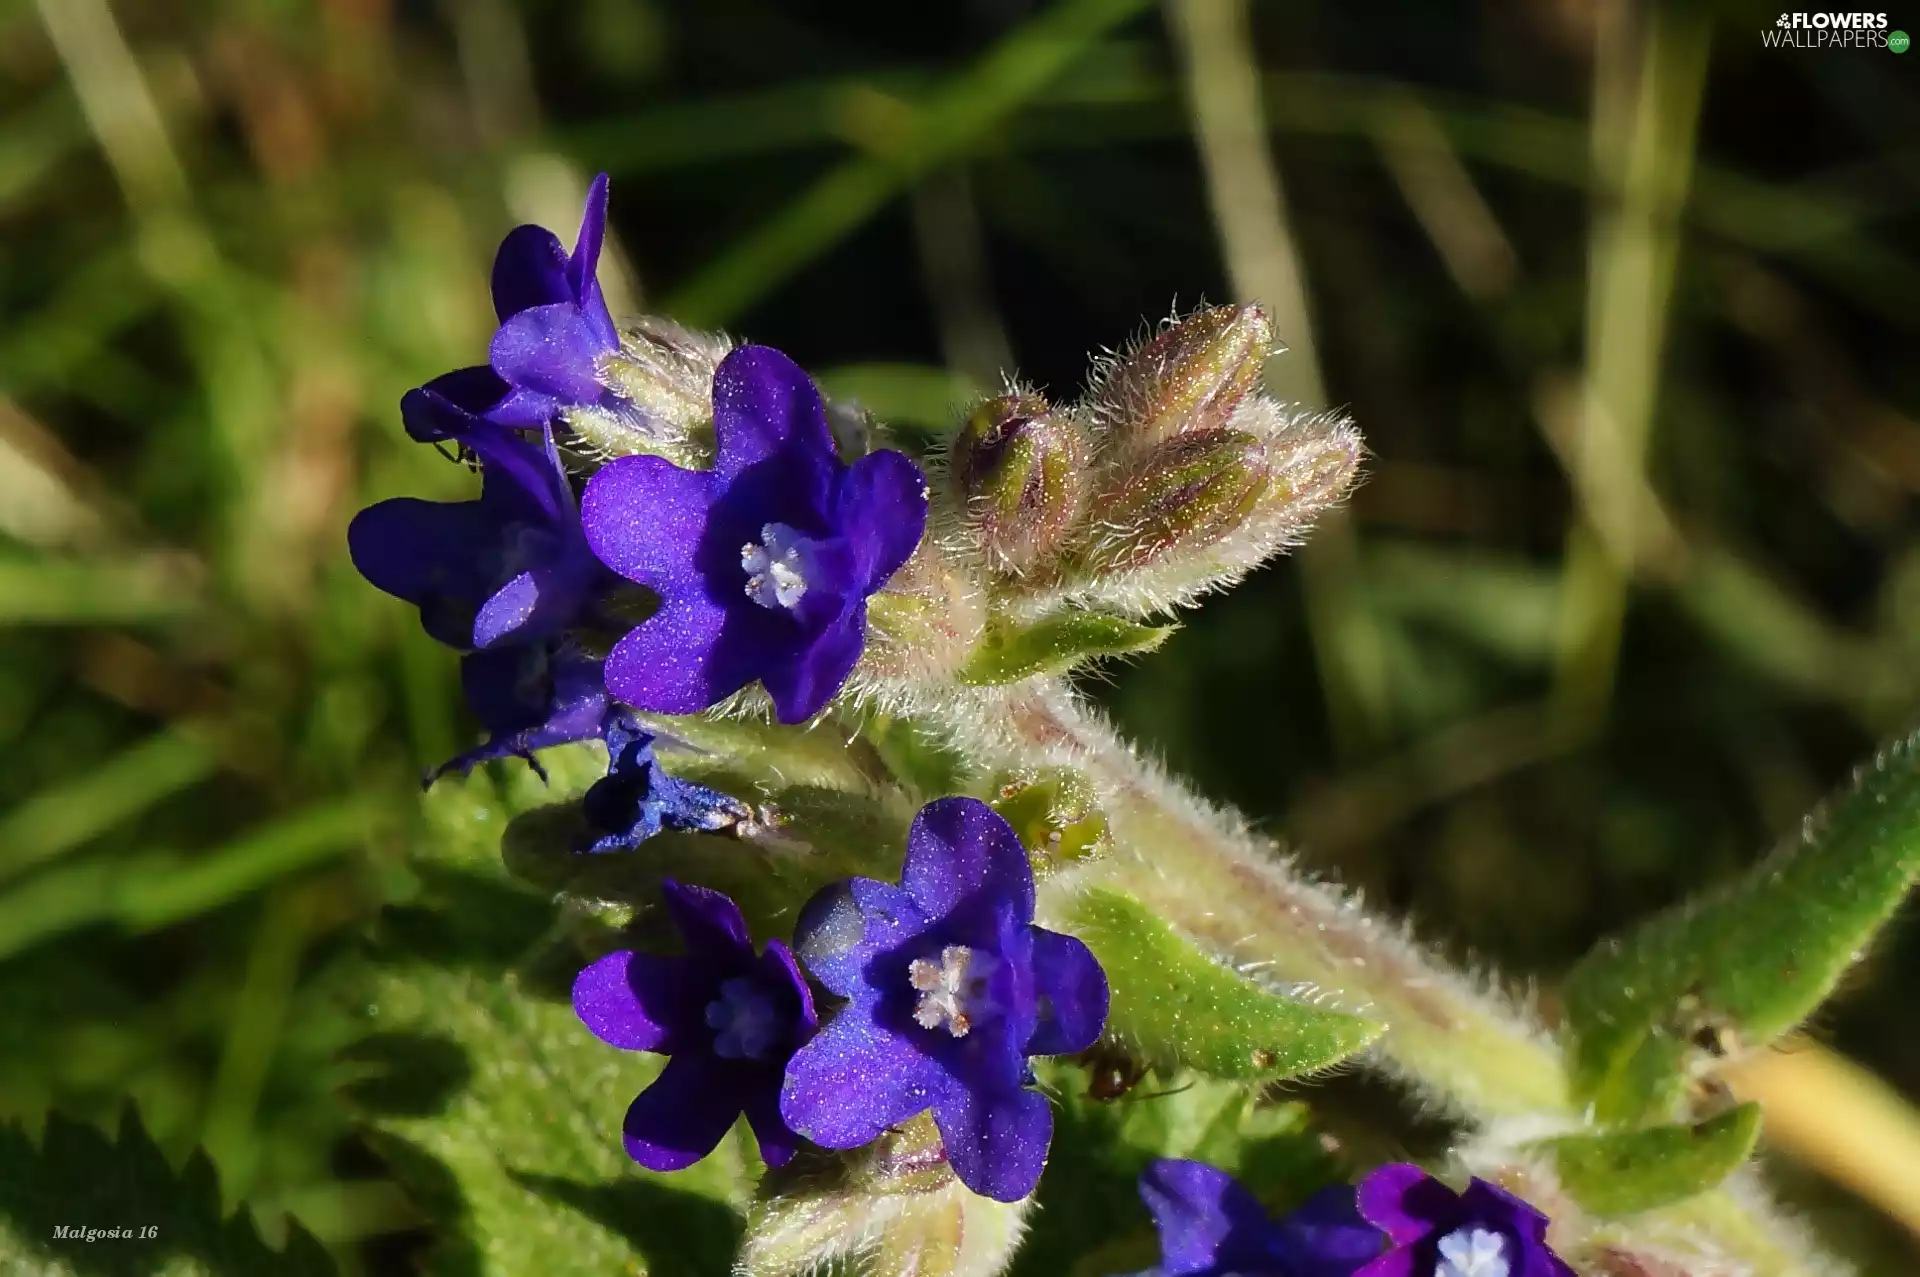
(705, 976, 783, 1060)
(741, 522, 815, 611)
(1436, 1227, 1509, 1277)
(908, 944, 998, 1038)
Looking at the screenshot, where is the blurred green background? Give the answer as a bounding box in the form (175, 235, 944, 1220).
(2, 0, 1917, 1270)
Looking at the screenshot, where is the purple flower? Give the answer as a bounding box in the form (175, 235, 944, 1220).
(581, 345, 927, 725)
(573, 880, 818, 1171)
(1354, 1165, 1575, 1277)
(407, 174, 623, 433)
(581, 712, 753, 852)
(348, 393, 616, 779)
(1137, 1159, 1384, 1277)
(778, 797, 1108, 1202)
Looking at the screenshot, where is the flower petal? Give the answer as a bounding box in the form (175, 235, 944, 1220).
(491, 224, 571, 321)
(1356, 1163, 1459, 1244)
(760, 604, 865, 724)
(622, 1052, 744, 1172)
(602, 597, 753, 715)
(572, 949, 705, 1053)
(416, 364, 512, 417)
(491, 301, 613, 405)
(743, 1082, 800, 1169)
(711, 346, 837, 509)
(900, 797, 1036, 926)
(346, 497, 493, 644)
(1278, 1185, 1387, 1277)
(1138, 1158, 1276, 1274)
(1459, 1178, 1548, 1241)
(582, 454, 713, 592)
(433, 649, 608, 781)
(400, 385, 563, 522)
(1352, 1248, 1422, 1277)
(792, 878, 927, 997)
(760, 938, 821, 1038)
(1025, 927, 1109, 1056)
(779, 1008, 937, 1150)
(836, 448, 929, 592)
(567, 173, 619, 351)
(931, 1081, 1050, 1203)
(661, 880, 753, 962)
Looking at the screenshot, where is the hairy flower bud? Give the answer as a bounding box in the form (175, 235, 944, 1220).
(1094, 428, 1271, 570)
(949, 394, 1086, 575)
(1095, 304, 1272, 450)
(990, 767, 1112, 872)
(567, 317, 730, 463)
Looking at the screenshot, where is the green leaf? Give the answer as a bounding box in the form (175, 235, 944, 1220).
(1563, 731, 1920, 1122)
(959, 613, 1174, 685)
(0, 1107, 335, 1275)
(1542, 1103, 1763, 1218)
(1062, 888, 1384, 1079)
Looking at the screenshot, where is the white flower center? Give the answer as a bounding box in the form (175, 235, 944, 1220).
(704, 977, 782, 1060)
(1436, 1227, 1508, 1277)
(908, 944, 999, 1038)
(741, 522, 815, 611)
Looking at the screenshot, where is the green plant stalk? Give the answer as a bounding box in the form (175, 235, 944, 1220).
(920, 679, 1835, 1275)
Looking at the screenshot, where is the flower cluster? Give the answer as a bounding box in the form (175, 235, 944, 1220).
(1132, 1158, 1573, 1277)
(349, 175, 928, 785)
(574, 796, 1110, 1202)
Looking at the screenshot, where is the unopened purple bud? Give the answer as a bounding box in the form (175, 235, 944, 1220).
(1095, 428, 1271, 570)
(1096, 304, 1272, 449)
(949, 394, 1086, 575)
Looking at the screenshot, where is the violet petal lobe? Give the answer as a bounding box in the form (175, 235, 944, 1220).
(662, 880, 753, 959)
(621, 1052, 746, 1172)
(778, 1009, 938, 1150)
(711, 346, 838, 508)
(346, 497, 494, 646)
(901, 797, 1037, 927)
(743, 1083, 799, 1170)
(1357, 1162, 1457, 1244)
(1025, 927, 1109, 1057)
(571, 950, 701, 1054)
(930, 1083, 1051, 1204)
(760, 606, 866, 725)
(490, 301, 615, 405)
(1351, 1249, 1421, 1277)
(1139, 1158, 1276, 1275)
(490, 224, 571, 321)
(1279, 1185, 1387, 1277)
(837, 447, 930, 591)
(791, 878, 928, 998)
(567, 173, 617, 349)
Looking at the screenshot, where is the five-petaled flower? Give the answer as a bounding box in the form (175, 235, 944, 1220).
(1354, 1164, 1575, 1277)
(582, 712, 753, 852)
(582, 344, 927, 725)
(573, 880, 818, 1171)
(348, 393, 615, 779)
(1136, 1158, 1386, 1277)
(778, 797, 1109, 1202)
(405, 173, 626, 435)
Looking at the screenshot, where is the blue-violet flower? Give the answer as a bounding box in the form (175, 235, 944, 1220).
(582, 712, 753, 852)
(1354, 1164, 1575, 1277)
(778, 797, 1109, 1202)
(1136, 1158, 1384, 1277)
(573, 879, 818, 1171)
(581, 344, 927, 724)
(348, 394, 616, 778)
(405, 173, 624, 435)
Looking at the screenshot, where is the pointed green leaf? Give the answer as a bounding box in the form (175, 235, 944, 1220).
(1542, 1103, 1763, 1218)
(1063, 888, 1383, 1079)
(959, 613, 1174, 685)
(0, 1108, 335, 1275)
(1564, 731, 1920, 1123)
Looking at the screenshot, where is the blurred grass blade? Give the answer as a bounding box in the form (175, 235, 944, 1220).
(0, 724, 219, 884)
(0, 553, 203, 624)
(1563, 730, 1920, 1124)
(0, 800, 377, 959)
(1066, 887, 1384, 1079)
(665, 0, 1155, 325)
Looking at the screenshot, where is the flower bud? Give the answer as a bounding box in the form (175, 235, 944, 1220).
(949, 394, 1086, 575)
(1094, 428, 1271, 570)
(1095, 304, 1271, 450)
(990, 767, 1111, 873)
(569, 318, 729, 463)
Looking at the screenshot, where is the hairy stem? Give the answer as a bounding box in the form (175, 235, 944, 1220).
(918, 678, 1841, 1275)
